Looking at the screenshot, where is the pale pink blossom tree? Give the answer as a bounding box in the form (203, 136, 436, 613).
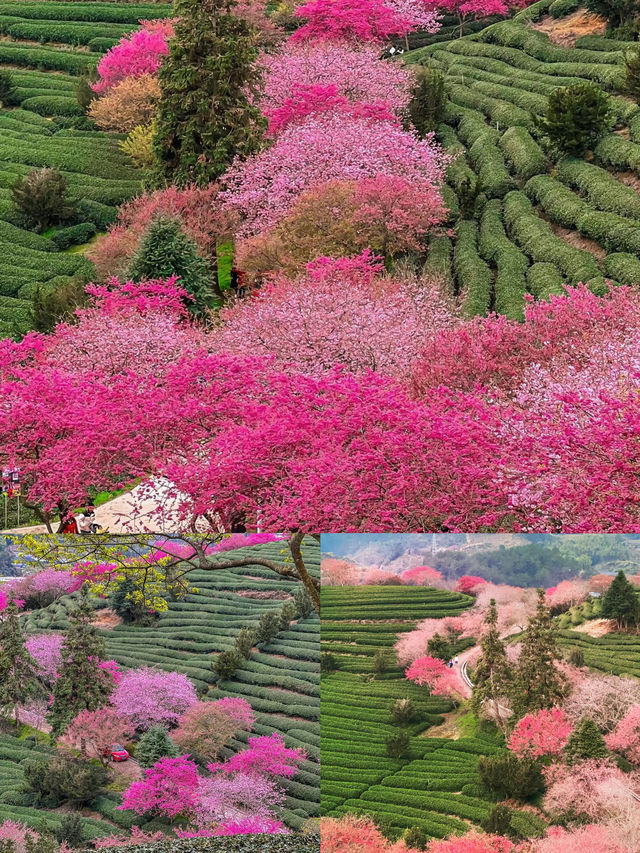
(60, 707, 135, 765)
(112, 668, 198, 730)
(605, 705, 640, 765)
(405, 655, 464, 697)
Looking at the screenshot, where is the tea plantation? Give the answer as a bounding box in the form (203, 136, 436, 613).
(408, 1, 640, 319)
(21, 540, 321, 830)
(320, 586, 507, 841)
(0, 1, 173, 337)
(557, 629, 640, 679)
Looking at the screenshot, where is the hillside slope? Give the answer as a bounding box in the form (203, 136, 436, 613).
(407, 1, 640, 319)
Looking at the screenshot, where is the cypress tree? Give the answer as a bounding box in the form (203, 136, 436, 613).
(135, 725, 178, 768)
(601, 570, 640, 630)
(0, 603, 44, 726)
(471, 599, 513, 733)
(153, 0, 265, 187)
(510, 589, 567, 720)
(47, 587, 113, 740)
(565, 718, 608, 763)
(128, 217, 217, 313)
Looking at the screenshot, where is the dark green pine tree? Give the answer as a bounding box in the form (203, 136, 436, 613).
(127, 217, 218, 313)
(510, 589, 567, 720)
(135, 725, 178, 768)
(565, 718, 609, 763)
(409, 66, 447, 138)
(47, 587, 113, 740)
(0, 603, 44, 727)
(153, 0, 265, 188)
(471, 599, 513, 733)
(601, 570, 640, 630)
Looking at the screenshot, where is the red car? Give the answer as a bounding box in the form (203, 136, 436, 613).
(104, 743, 129, 762)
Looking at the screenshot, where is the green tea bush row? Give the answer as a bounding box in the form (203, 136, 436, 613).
(575, 35, 636, 51)
(455, 219, 492, 315)
(88, 36, 119, 51)
(479, 199, 528, 319)
(556, 158, 640, 219)
(503, 190, 601, 284)
(1, 19, 133, 46)
(515, 0, 554, 22)
(423, 234, 454, 292)
(595, 134, 640, 174)
(469, 133, 514, 198)
(526, 262, 565, 298)
(21, 95, 83, 116)
(0, 2, 172, 24)
(499, 126, 547, 181)
(0, 42, 93, 74)
(449, 83, 533, 129)
(479, 20, 623, 66)
(603, 252, 640, 284)
(549, 0, 579, 17)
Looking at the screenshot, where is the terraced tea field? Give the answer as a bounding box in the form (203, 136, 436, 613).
(557, 629, 640, 680)
(21, 540, 320, 829)
(0, 1, 173, 336)
(408, 1, 640, 319)
(321, 586, 507, 841)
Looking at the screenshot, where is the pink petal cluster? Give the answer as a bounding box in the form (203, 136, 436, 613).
(542, 759, 640, 821)
(209, 733, 305, 779)
(25, 634, 64, 684)
(508, 708, 573, 759)
(426, 834, 515, 853)
(521, 824, 630, 853)
(92, 26, 171, 94)
(120, 755, 200, 818)
(405, 655, 463, 697)
(112, 667, 198, 729)
(605, 705, 640, 765)
(455, 576, 488, 594)
(0, 822, 41, 853)
(292, 0, 438, 43)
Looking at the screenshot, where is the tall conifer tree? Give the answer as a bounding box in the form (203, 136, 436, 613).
(602, 570, 640, 631)
(0, 603, 43, 727)
(471, 599, 512, 733)
(511, 589, 567, 720)
(153, 0, 265, 187)
(48, 587, 112, 739)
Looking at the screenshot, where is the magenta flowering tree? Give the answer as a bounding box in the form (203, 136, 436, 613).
(97, 659, 123, 686)
(112, 667, 198, 730)
(92, 25, 172, 94)
(24, 634, 64, 684)
(209, 733, 306, 779)
(508, 708, 573, 760)
(259, 41, 414, 136)
(291, 0, 438, 43)
(120, 755, 200, 818)
(405, 655, 464, 697)
(221, 113, 449, 236)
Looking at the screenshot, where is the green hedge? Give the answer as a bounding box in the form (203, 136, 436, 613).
(479, 199, 528, 319)
(51, 221, 96, 249)
(0, 42, 93, 74)
(0, 2, 172, 24)
(556, 158, 640, 219)
(499, 126, 547, 181)
(603, 252, 640, 285)
(1, 19, 134, 46)
(423, 235, 454, 293)
(549, 0, 579, 17)
(21, 95, 83, 117)
(595, 134, 640, 175)
(455, 219, 493, 316)
(526, 262, 565, 299)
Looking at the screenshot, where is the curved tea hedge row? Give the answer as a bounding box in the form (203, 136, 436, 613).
(321, 585, 504, 840)
(557, 629, 640, 680)
(22, 540, 321, 829)
(405, 2, 640, 317)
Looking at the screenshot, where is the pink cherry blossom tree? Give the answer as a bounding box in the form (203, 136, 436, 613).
(92, 25, 172, 94)
(214, 252, 453, 382)
(545, 580, 590, 612)
(508, 708, 573, 760)
(516, 825, 628, 853)
(209, 733, 305, 779)
(605, 705, 640, 765)
(563, 674, 640, 733)
(542, 759, 640, 821)
(405, 655, 464, 697)
(400, 566, 444, 586)
(60, 707, 135, 764)
(259, 41, 414, 133)
(112, 667, 198, 730)
(291, 0, 438, 44)
(120, 754, 200, 818)
(24, 634, 64, 684)
(455, 576, 488, 594)
(173, 697, 256, 761)
(192, 772, 284, 829)
(321, 557, 359, 586)
(426, 834, 515, 853)
(221, 113, 449, 237)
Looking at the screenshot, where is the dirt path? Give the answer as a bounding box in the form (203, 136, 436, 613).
(3, 479, 186, 535)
